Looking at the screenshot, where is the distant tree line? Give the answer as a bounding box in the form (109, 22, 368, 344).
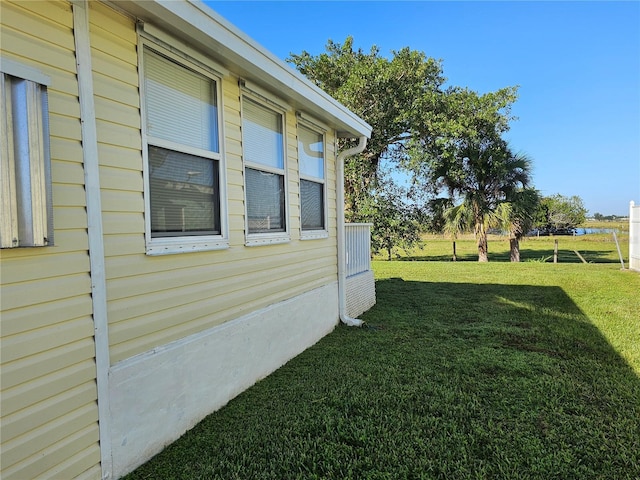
(592, 213, 626, 221)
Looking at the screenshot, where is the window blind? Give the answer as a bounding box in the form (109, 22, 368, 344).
(144, 49, 218, 152)
(242, 98, 283, 169)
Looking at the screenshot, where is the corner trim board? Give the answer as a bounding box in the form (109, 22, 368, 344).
(72, 2, 113, 478)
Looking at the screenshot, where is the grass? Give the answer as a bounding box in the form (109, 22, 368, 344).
(125, 259, 640, 480)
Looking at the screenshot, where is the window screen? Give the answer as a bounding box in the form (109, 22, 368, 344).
(300, 179, 324, 230)
(245, 167, 285, 233)
(149, 146, 219, 236)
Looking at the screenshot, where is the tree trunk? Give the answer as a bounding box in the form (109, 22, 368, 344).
(387, 246, 392, 261)
(510, 238, 520, 262)
(476, 222, 489, 262)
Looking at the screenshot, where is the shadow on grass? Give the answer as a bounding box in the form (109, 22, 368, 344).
(125, 279, 640, 480)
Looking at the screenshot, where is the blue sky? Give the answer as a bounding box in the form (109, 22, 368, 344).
(207, 1, 640, 216)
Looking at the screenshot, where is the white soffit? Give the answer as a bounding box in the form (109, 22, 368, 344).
(110, 0, 372, 138)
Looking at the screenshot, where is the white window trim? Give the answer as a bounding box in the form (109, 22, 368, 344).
(138, 35, 229, 255)
(0, 58, 51, 86)
(241, 91, 290, 247)
(139, 22, 229, 79)
(298, 118, 329, 240)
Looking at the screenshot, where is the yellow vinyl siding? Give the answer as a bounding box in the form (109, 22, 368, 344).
(0, 358, 99, 479)
(287, 113, 302, 237)
(1, 414, 100, 480)
(0, 251, 90, 283)
(1, 360, 96, 420)
(97, 142, 143, 170)
(1, 339, 96, 394)
(99, 164, 144, 193)
(1, 26, 77, 75)
(3, 0, 75, 30)
(0, 295, 92, 337)
(107, 253, 336, 328)
(1, 397, 98, 468)
(92, 72, 140, 111)
(223, 77, 247, 241)
(1, 381, 96, 445)
(2, 315, 94, 365)
(94, 95, 141, 130)
(110, 270, 338, 362)
(0, 1, 100, 479)
(88, 2, 143, 246)
(48, 89, 81, 118)
(52, 158, 86, 185)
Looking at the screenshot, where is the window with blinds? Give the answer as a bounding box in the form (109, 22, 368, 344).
(298, 125, 326, 232)
(241, 97, 287, 235)
(142, 47, 222, 242)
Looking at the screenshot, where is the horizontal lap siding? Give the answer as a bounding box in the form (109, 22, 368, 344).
(102, 43, 339, 363)
(0, 2, 100, 480)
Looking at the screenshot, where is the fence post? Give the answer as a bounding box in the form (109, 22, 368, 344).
(629, 201, 640, 271)
(613, 231, 625, 270)
(554, 239, 558, 264)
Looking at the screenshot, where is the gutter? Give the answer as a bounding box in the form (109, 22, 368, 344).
(336, 136, 368, 327)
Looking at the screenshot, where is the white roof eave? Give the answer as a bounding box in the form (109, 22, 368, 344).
(110, 0, 372, 139)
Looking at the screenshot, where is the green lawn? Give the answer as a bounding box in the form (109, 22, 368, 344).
(126, 259, 639, 480)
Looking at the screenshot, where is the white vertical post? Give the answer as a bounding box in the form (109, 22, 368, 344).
(630, 201, 640, 272)
(73, 2, 112, 478)
(613, 231, 625, 269)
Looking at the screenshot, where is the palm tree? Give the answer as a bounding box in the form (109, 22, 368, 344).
(433, 140, 532, 262)
(496, 188, 541, 262)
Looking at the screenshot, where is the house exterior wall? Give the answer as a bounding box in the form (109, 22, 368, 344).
(1, 1, 357, 479)
(90, 4, 340, 364)
(0, 2, 102, 479)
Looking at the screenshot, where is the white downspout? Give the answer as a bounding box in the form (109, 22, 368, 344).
(337, 135, 368, 326)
